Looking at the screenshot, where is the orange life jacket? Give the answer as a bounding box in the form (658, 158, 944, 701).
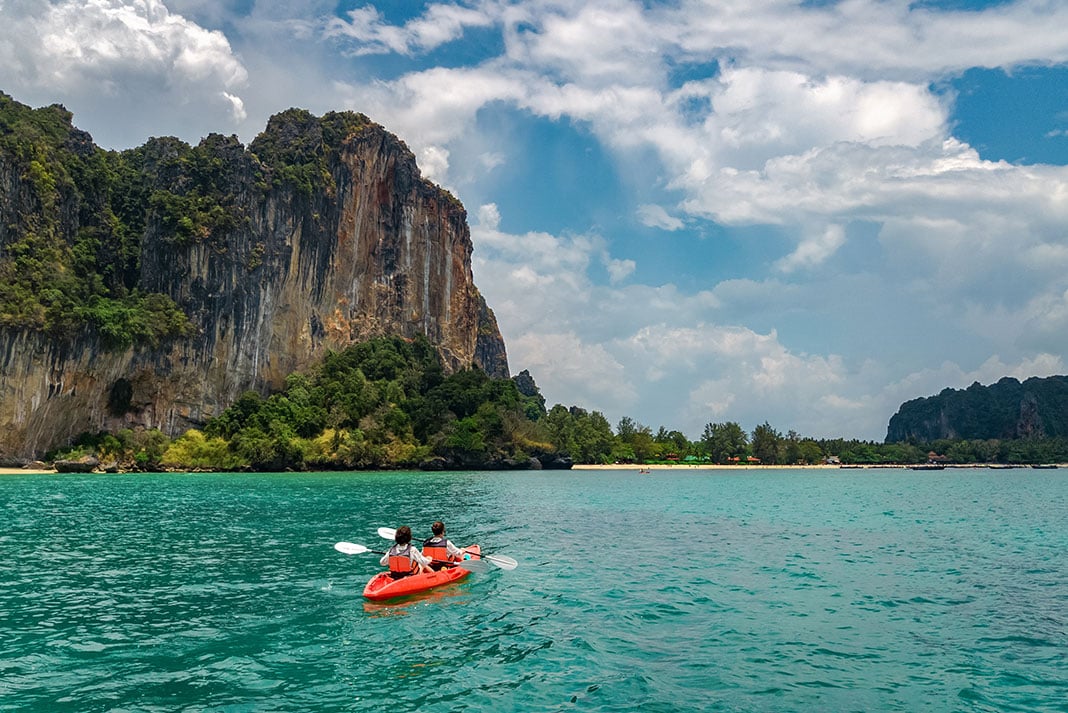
(422, 537, 452, 564)
(387, 544, 417, 578)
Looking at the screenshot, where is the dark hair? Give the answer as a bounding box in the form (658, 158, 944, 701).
(431, 521, 445, 536)
(395, 526, 412, 544)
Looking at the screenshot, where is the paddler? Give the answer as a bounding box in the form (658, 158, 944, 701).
(422, 521, 467, 570)
(380, 526, 432, 578)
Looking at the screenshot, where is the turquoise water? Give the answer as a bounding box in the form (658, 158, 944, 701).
(1, 468, 1065, 712)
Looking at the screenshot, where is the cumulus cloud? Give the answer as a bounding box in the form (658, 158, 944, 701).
(473, 217, 867, 438)
(476, 203, 502, 230)
(418, 145, 451, 184)
(508, 331, 639, 414)
(326, 2, 494, 56)
(774, 225, 845, 273)
(222, 91, 247, 122)
(604, 257, 636, 284)
(0, 0, 248, 147)
(637, 204, 684, 231)
(670, 0, 1068, 80)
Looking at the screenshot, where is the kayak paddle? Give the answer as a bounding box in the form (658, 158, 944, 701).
(333, 541, 487, 571)
(376, 527, 519, 570)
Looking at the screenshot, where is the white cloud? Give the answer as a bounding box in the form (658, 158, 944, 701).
(604, 257, 635, 284)
(508, 0, 665, 85)
(0, 0, 248, 147)
(418, 145, 451, 184)
(326, 2, 494, 56)
(476, 203, 502, 231)
(508, 331, 638, 414)
(479, 151, 506, 170)
(671, 0, 1068, 80)
(222, 91, 247, 122)
(637, 204, 684, 231)
(330, 65, 527, 173)
(471, 195, 1068, 440)
(774, 225, 845, 273)
(701, 69, 947, 166)
(473, 217, 864, 438)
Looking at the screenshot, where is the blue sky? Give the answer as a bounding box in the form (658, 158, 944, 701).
(3, 0, 1068, 441)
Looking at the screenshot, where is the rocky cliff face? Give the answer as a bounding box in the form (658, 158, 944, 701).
(0, 100, 508, 458)
(885, 375, 1068, 442)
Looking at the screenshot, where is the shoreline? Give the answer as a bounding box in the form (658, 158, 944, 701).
(572, 463, 1064, 470)
(3, 464, 1060, 476)
(0, 467, 57, 475)
(573, 463, 843, 470)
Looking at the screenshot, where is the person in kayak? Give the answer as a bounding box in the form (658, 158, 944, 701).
(380, 526, 432, 578)
(422, 521, 467, 570)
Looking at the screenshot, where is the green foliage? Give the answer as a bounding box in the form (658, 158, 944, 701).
(702, 422, 749, 463)
(0, 92, 191, 347)
(47, 428, 171, 469)
(605, 416, 659, 462)
(72, 292, 192, 349)
(443, 417, 487, 454)
(190, 336, 558, 470)
(751, 422, 783, 464)
(161, 430, 244, 470)
(140, 134, 247, 246)
(887, 376, 1068, 441)
(249, 108, 370, 197)
(544, 405, 614, 463)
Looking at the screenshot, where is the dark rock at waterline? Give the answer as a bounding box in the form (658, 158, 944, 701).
(54, 456, 99, 473)
(539, 455, 574, 470)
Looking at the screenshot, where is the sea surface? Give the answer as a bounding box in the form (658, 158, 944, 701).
(1, 467, 1065, 712)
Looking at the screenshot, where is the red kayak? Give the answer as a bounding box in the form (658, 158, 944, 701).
(362, 545, 480, 601)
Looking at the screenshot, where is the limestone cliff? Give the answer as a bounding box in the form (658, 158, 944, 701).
(0, 97, 508, 458)
(885, 375, 1068, 442)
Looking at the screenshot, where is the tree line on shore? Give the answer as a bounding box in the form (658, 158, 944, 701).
(44, 336, 1068, 471)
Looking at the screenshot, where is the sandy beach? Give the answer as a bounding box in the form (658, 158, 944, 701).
(573, 463, 1062, 471)
(0, 466, 57, 475)
(573, 463, 849, 471)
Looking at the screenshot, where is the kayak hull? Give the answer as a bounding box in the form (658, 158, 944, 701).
(362, 545, 480, 601)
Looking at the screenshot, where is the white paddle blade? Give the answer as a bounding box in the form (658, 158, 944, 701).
(377, 527, 396, 540)
(453, 558, 489, 573)
(484, 553, 519, 570)
(334, 541, 369, 556)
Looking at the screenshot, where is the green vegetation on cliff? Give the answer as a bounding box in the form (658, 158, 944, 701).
(887, 376, 1068, 442)
(0, 94, 382, 349)
(0, 92, 190, 346)
(249, 108, 370, 197)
